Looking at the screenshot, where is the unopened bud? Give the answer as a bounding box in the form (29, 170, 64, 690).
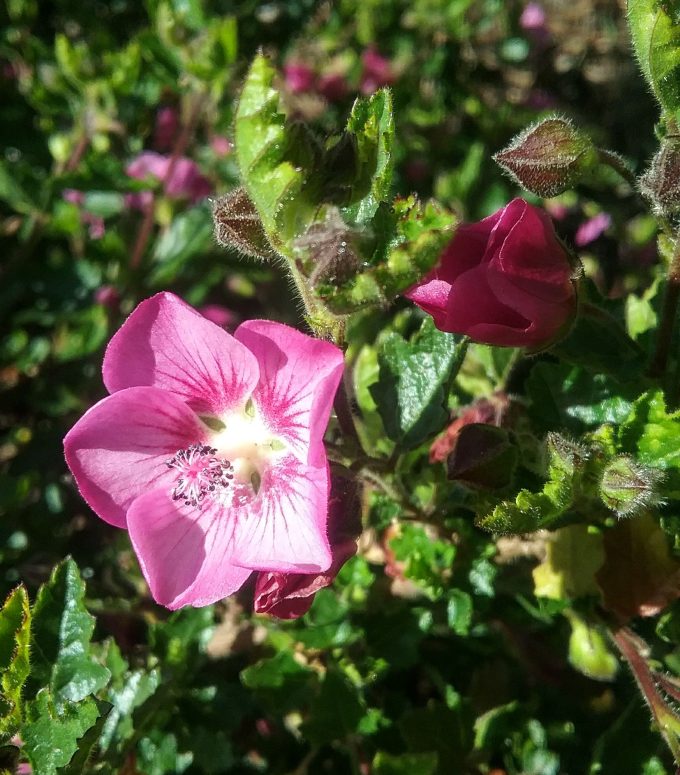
(494, 117, 597, 198)
(212, 187, 274, 260)
(546, 432, 589, 477)
(599, 455, 663, 518)
(293, 208, 362, 287)
(447, 424, 517, 490)
(639, 139, 680, 215)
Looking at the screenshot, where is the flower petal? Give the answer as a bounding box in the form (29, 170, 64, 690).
(127, 489, 251, 609)
(64, 386, 207, 527)
(103, 292, 259, 415)
(233, 454, 332, 574)
(234, 320, 344, 465)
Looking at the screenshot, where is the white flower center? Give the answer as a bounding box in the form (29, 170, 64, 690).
(167, 404, 287, 510)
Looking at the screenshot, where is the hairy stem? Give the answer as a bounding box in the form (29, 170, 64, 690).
(596, 148, 636, 188)
(611, 626, 680, 764)
(333, 378, 362, 451)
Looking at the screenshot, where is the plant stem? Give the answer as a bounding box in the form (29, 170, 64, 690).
(649, 233, 680, 382)
(597, 148, 636, 188)
(333, 378, 362, 450)
(611, 626, 680, 764)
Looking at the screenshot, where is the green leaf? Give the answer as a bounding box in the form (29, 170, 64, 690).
(565, 611, 618, 681)
(399, 702, 473, 773)
(52, 306, 109, 362)
(619, 390, 680, 470)
(0, 586, 30, 735)
(22, 689, 100, 775)
(532, 525, 604, 600)
(320, 197, 457, 313)
(0, 161, 34, 214)
(235, 55, 317, 249)
(370, 317, 467, 448)
(373, 751, 438, 775)
(478, 434, 595, 534)
(447, 589, 473, 636)
(341, 89, 395, 223)
(240, 651, 315, 712)
(390, 524, 456, 599)
(550, 304, 645, 382)
(29, 558, 110, 709)
(150, 205, 214, 284)
(527, 361, 636, 432)
(99, 667, 161, 752)
(82, 191, 124, 217)
(628, 0, 680, 113)
(302, 669, 364, 745)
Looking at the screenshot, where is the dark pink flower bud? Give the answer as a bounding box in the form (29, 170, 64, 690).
(153, 106, 179, 152)
(95, 285, 120, 309)
(283, 62, 315, 93)
(317, 72, 348, 102)
(574, 212, 611, 247)
(360, 47, 394, 94)
(406, 198, 577, 349)
(253, 471, 361, 619)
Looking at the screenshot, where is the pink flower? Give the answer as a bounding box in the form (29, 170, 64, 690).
(360, 47, 394, 94)
(200, 304, 237, 330)
(254, 470, 360, 619)
(63, 188, 85, 206)
(574, 212, 611, 247)
(210, 135, 232, 157)
(283, 62, 315, 93)
(124, 190, 154, 213)
(153, 106, 179, 152)
(520, 2, 546, 31)
(406, 199, 577, 349)
(64, 293, 344, 609)
(126, 152, 211, 202)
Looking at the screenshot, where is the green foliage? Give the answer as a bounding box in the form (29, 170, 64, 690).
(235, 54, 318, 249)
(370, 317, 466, 447)
(628, 0, 680, 115)
(2, 0, 680, 772)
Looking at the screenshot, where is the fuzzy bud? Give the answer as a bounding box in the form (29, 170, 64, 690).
(639, 139, 680, 215)
(212, 187, 274, 260)
(599, 455, 664, 518)
(494, 117, 597, 198)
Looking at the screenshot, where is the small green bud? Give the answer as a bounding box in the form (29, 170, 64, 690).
(599, 455, 664, 518)
(494, 117, 597, 198)
(546, 432, 590, 477)
(638, 139, 680, 215)
(212, 187, 275, 260)
(565, 611, 618, 682)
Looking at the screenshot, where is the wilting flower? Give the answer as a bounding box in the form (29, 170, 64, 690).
(254, 469, 361, 619)
(126, 152, 211, 202)
(64, 293, 344, 609)
(406, 198, 577, 349)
